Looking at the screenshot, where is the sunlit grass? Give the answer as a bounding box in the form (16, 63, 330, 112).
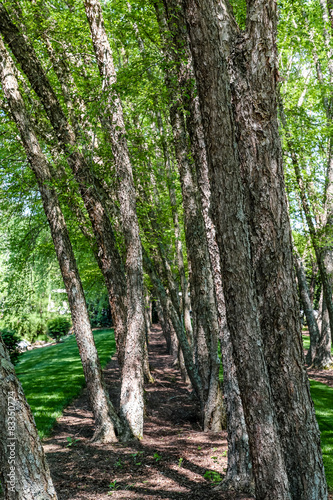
(15, 328, 115, 439)
(309, 380, 333, 490)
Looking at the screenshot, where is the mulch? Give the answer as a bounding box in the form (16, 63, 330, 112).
(43, 325, 253, 499)
(42, 326, 333, 499)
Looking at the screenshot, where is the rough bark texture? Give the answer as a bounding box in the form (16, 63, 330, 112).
(0, 37, 127, 443)
(294, 250, 320, 365)
(84, 0, 146, 438)
(0, 338, 57, 499)
(0, 3, 128, 370)
(156, 1, 224, 432)
(184, 0, 327, 498)
(161, 0, 252, 490)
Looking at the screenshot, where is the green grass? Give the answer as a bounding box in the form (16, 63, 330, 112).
(310, 380, 333, 490)
(15, 328, 115, 439)
(302, 334, 333, 354)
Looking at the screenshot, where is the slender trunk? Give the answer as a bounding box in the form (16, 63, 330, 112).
(313, 296, 333, 368)
(0, 4, 128, 370)
(294, 249, 320, 365)
(0, 338, 57, 499)
(0, 39, 130, 442)
(84, 0, 146, 438)
(156, 2, 223, 431)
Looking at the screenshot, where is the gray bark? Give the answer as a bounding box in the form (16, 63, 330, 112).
(84, 0, 146, 438)
(0, 338, 57, 499)
(0, 3, 129, 371)
(0, 37, 128, 442)
(184, 0, 327, 498)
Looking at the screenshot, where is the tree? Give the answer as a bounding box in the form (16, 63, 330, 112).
(0, 336, 57, 499)
(182, 0, 327, 498)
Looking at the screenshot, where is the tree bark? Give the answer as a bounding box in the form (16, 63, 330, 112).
(294, 249, 320, 365)
(84, 0, 146, 438)
(155, 1, 224, 431)
(0, 338, 57, 499)
(0, 3, 129, 372)
(183, 0, 327, 498)
(160, 0, 252, 489)
(0, 37, 129, 442)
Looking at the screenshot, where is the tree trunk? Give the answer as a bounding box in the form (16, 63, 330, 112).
(0, 3, 129, 372)
(0, 338, 57, 499)
(155, 2, 224, 431)
(313, 296, 333, 368)
(229, 1, 328, 498)
(0, 38, 129, 443)
(183, 0, 327, 498)
(294, 249, 320, 365)
(84, 0, 146, 438)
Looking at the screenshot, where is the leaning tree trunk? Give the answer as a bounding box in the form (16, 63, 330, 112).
(0, 338, 57, 500)
(0, 4, 128, 370)
(294, 249, 320, 365)
(0, 38, 129, 443)
(84, 0, 146, 439)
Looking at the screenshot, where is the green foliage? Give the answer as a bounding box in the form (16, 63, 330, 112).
(203, 470, 223, 483)
(15, 328, 115, 439)
(66, 436, 79, 447)
(0, 328, 21, 364)
(47, 316, 71, 341)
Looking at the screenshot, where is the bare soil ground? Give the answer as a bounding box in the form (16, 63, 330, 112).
(44, 326, 254, 499)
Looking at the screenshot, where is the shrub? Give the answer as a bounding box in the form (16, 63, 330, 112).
(0, 328, 21, 364)
(47, 317, 71, 342)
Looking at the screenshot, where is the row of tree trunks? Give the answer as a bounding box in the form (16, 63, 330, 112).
(182, 0, 327, 498)
(0, 37, 128, 443)
(0, 3, 129, 371)
(84, 0, 146, 439)
(155, 1, 224, 432)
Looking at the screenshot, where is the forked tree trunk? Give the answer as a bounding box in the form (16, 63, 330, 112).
(184, 0, 327, 498)
(0, 4, 128, 370)
(0, 338, 57, 500)
(84, 0, 146, 438)
(0, 38, 129, 443)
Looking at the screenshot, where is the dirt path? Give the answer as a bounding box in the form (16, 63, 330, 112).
(44, 325, 253, 499)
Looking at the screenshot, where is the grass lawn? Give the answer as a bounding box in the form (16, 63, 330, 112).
(303, 334, 333, 354)
(15, 328, 115, 439)
(310, 380, 333, 490)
